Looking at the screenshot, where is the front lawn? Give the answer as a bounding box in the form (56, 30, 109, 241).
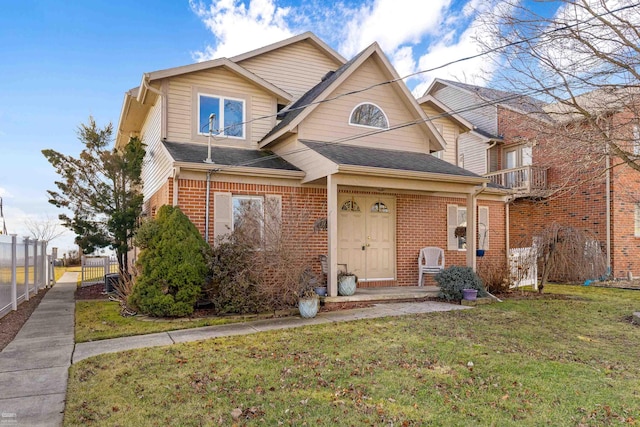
(65, 285, 640, 426)
(75, 301, 288, 342)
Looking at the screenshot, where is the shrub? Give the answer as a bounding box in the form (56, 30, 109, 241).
(435, 266, 487, 301)
(204, 234, 266, 315)
(129, 206, 209, 317)
(477, 257, 511, 294)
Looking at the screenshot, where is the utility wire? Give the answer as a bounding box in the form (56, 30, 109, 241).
(207, 2, 639, 137)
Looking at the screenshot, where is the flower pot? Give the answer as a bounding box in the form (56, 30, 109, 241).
(298, 297, 319, 318)
(314, 286, 327, 297)
(462, 288, 478, 301)
(476, 249, 485, 257)
(338, 275, 357, 296)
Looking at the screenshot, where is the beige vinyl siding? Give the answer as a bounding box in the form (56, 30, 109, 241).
(166, 67, 276, 147)
(458, 133, 487, 175)
(420, 104, 458, 165)
(141, 101, 172, 202)
(300, 57, 429, 153)
(238, 40, 342, 99)
(271, 135, 336, 183)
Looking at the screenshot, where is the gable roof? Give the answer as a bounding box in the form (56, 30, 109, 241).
(416, 94, 474, 131)
(301, 140, 484, 181)
(163, 141, 300, 171)
(430, 79, 547, 115)
(230, 31, 346, 65)
(260, 42, 445, 151)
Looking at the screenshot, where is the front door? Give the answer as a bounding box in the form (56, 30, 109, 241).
(337, 194, 396, 281)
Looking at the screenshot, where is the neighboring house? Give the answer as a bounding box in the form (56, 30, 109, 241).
(116, 32, 510, 297)
(425, 79, 640, 279)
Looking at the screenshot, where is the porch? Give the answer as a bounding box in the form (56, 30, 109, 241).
(323, 286, 439, 305)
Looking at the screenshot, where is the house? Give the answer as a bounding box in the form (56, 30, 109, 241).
(116, 32, 510, 297)
(424, 79, 640, 280)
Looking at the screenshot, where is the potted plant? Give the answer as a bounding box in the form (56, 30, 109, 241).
(337, 271, 358, 296)
(298, 268, 320, 318)
(298, 286, 320, 318)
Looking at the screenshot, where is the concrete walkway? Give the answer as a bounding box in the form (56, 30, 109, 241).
(0, 272, 77, 427)
(0, 272, 470, 426)
(73, 300, 470, 362)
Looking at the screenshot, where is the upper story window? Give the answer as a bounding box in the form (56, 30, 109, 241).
(198, 94, 245, 138)
(349, 103, 388, 129)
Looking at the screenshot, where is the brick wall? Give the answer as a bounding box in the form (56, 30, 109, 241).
(145, 176, 507, 287)
(611, 161, 640, 278)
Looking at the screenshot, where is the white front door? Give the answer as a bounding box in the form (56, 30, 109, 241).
(337, 194, 396, 281)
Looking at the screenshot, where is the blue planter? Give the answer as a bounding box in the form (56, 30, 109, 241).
(338, 275, 357, 296)
(298, 297, 319, 318)
(476, 249, 485, 257)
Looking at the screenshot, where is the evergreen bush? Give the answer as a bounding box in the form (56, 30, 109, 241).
(129, 206, 209, 317)
(435, 266, 487, 301)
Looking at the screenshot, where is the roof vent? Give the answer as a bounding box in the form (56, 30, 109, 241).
(321, 70, 335, 82)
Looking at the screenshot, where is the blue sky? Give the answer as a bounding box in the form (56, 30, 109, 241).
(0, 0, 561, 254)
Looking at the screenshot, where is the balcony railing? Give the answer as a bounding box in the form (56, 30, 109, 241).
(485, 165, 547, 196)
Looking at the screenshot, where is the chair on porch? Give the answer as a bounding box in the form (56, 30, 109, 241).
(319, 255, 347, 284)
(418, 247, 445, 286)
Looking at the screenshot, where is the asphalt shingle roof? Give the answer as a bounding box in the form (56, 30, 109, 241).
(162, 141, 300, 171)
(301, 140, 483, 179)
(440, 79, 547, 115)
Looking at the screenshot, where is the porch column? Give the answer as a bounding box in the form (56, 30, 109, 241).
(466, 193, 477, 271)
(327, 174, 338, 297)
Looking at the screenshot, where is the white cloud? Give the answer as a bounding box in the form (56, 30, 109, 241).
(0, 187, 12, 198)
(339, 0, 451, 57)
(190, 0, 294, 61)
(190, 0, 501, 93)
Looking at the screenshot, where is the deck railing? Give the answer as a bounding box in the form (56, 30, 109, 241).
(485, 165, 547, 195)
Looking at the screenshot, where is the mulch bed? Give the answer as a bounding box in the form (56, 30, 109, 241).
(0, 287, 50, 352)
(75, 283, 110, 300)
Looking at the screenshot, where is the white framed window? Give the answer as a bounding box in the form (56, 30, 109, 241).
(232, 195, 264, 240)
(349, 102, 389, 129)
(432, 150, 443, 159)
(633, 125, 640, 156)
(447, 205, 490, 251)
(635, 203, 640, 237)
(198, 93, 245, 138)
(214, 193, 281, 247)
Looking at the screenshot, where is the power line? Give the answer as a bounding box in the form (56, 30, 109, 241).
(208, 2, 639, 137)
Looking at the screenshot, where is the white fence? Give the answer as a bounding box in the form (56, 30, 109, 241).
(0, 235, 50, 319)
(81, 256, 119, 286)
(509, 247, 538, 290)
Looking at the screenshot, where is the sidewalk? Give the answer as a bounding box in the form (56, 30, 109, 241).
(0, 272, 470, 427)
(0, 272, 77, 427)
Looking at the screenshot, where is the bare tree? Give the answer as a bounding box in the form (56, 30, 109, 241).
(478, 0, 640, 193)
(24, 215, 67, 243)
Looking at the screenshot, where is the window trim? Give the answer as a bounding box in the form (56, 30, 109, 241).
(348, 102, 389, 129)
(197, 92, 246, 139)
(635, 203, 640, 237)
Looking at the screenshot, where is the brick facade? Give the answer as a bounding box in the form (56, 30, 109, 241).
(146, 176, 506, 288)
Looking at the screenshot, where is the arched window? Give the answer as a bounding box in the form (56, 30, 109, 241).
(371, 202, 389, 213)
(341, 200, 361, 212)
(349, 103, 388, 129)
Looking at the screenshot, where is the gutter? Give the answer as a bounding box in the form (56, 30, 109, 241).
(337, 164, 488, 185)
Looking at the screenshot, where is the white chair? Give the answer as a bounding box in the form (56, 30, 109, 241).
(418, 247, 445, 286)
(319, 255, 347, 284)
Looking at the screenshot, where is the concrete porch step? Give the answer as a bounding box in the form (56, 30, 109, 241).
(323, 286, 439, 304)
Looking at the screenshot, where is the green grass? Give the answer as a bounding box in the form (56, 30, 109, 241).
(75, 300, 283, 343)
(65, 285, 640, 426)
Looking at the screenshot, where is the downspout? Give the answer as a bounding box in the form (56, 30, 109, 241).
(606, 152, 611, 277)
(205, 170, 212, 244)
(141, 73, 163, 97)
